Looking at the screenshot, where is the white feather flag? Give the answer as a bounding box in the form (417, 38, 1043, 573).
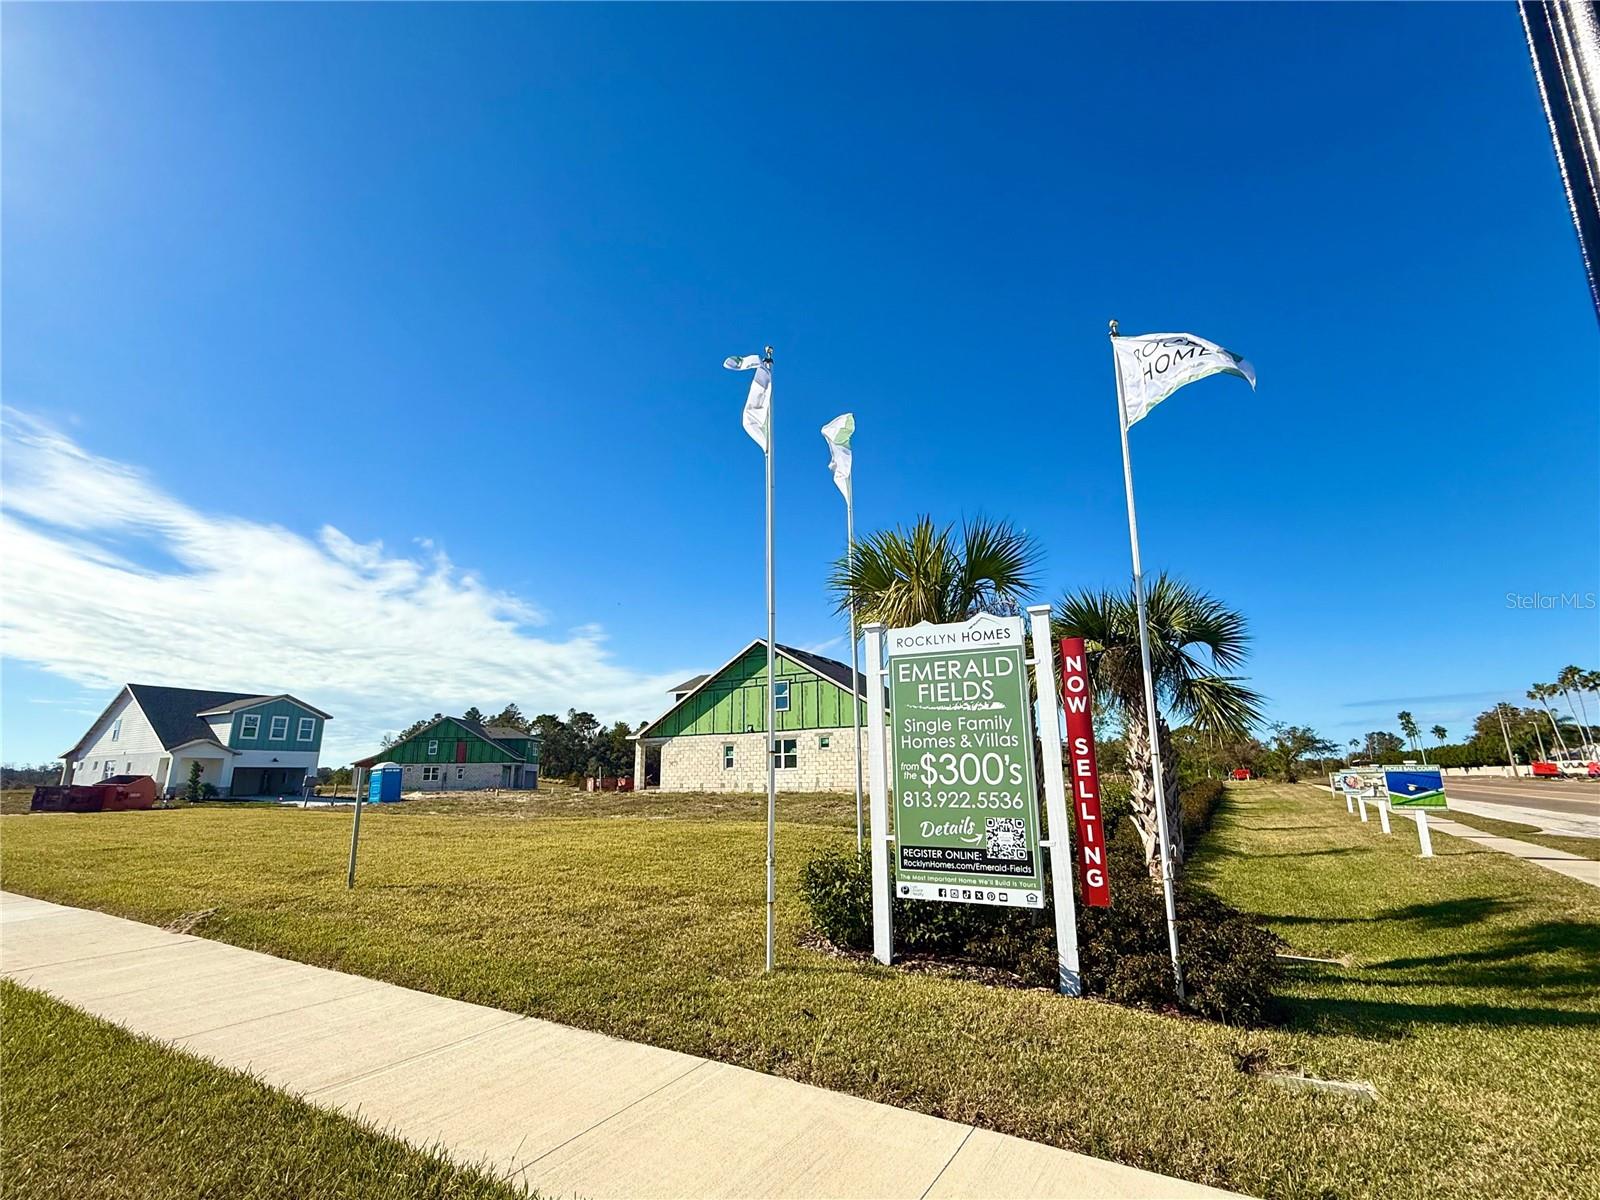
(820, 413, 854, 501)
(724, 353, 771, 451)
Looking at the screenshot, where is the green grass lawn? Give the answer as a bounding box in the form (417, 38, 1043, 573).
(1439, 805, 1600, 860)
(3, 781, 1596, 1200)
(0, 981, 521, 1200)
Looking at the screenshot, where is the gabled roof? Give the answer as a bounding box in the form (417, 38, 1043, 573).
(634, 639, 864, 739)
(129, 685, 269, 753)
(352, 715, 541, 768)
(195, 693, 333, 720)
(62, 684, 331, 758)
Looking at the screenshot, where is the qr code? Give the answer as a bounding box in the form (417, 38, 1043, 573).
(985, 817, 1027, 860)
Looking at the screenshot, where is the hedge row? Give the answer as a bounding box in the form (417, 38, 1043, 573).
(799, 778, 1280, 1025)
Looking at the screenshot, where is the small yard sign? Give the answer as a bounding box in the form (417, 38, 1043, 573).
(885, 613, 1044, 908)
(1383, 766, 1446, 808)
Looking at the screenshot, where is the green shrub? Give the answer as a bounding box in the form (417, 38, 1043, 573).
(1077, 876, 1282, 1024)
(798, 779, 1282, 1025)
(798, 844, 874, 950)
(1180, 778, 1226, 845)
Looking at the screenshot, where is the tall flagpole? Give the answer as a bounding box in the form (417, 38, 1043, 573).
(847, 487, 864, 850)
(763, 345, 777, 974)
(1109, 318, 1184, 1001)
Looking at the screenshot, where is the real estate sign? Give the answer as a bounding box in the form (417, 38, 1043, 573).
(1383, 766, 1447, 808)
(1334, 768, 1383, 798)
(886, 613, 1044, 908)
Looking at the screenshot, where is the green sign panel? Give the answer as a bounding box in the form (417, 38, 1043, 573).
(886, 614, 1043, 908)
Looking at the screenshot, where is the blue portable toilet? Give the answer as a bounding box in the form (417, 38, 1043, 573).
(367, 762, 404, 804)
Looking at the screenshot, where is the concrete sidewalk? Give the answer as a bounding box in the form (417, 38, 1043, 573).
(1427, 817, 1600, 889)
(0, 891, 1234, 1199)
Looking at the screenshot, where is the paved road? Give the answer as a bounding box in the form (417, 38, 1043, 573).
(0, 892, 1235, 1200)
(1443, 776, 1600, 837)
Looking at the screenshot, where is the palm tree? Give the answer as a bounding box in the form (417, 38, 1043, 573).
(1528, 684, 1571, 756)
(830, 515, 1041, 628)
(1397, 711, 1424, 763)
(1556, 665, 1594, 749)
(1585, 670, 1600, 750)
(1431, 725, 1447, 746)
(1053, 575, 1262, 879)
(1348, 737, 1360, 761)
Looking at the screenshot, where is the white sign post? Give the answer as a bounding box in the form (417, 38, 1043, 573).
(1413, 811, 1435, 857)
(864, 622, 893, 965)
(1027, 604, 1082, 997)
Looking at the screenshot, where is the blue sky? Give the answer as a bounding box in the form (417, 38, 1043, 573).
(3, 3, 1596, 765)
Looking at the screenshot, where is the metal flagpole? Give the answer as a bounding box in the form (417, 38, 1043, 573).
(847, 487, 864, 851)
(763, 346, 777, 974)
(1109, 318, 1184, 1001)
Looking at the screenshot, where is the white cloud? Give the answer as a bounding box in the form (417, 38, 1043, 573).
(0, 409, 683, 760)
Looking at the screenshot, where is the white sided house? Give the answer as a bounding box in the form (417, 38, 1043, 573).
(632, 640, 867, 793)
(59, 684, 331, 799)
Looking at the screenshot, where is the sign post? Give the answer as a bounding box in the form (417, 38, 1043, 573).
(864, 622, 893, 965)
(1027, 605, 1081, 996)
(883, 613, 1045, 910)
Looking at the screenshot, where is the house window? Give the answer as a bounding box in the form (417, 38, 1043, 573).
(240, 714, 260, 739)
(422, 765, 441, 782)
(297, 717, 316, 742)
(427, 740, 439, 757)
(103, 761, 115, 779)
(819, 734, 830, 749)
(723, 744, 735, 769)
(269, 716, 289, 740)
(773, 680, 791, 712)
(111, 718, 122, 741)
(773, 738, 798, 769)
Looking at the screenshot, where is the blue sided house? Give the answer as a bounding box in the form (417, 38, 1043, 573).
(59, 683, 331, 799)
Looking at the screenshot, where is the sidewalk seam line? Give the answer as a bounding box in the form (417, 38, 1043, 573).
(919, 1125, 975, 1199)
(515, 1058, 712, 1178)
(0, 937, 208, 972)
(166, 984, 386, 1041)
(303, 1015, 528, 1098)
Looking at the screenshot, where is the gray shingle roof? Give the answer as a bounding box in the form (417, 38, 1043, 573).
(126, 684, 267, 752)
(775, 643, 864, 697)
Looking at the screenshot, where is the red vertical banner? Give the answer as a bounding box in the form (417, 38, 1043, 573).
(1058, 638, 1111, 907)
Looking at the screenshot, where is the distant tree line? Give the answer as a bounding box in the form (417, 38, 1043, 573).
(0, 763, 63, 788)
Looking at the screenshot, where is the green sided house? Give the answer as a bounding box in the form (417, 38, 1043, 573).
(632, 640, 866, 793)
(353, 716, 540, 792)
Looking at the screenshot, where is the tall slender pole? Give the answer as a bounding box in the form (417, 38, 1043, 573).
(1109, 319, 1184, 1001)
(847, 488, 864, 850)
(763, 346, 777, 974)
(345, 764, 365, 889)
(1498, 703, 1519, 777)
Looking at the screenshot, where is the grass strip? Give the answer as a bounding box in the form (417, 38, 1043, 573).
(0, 980, 522, 1200)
